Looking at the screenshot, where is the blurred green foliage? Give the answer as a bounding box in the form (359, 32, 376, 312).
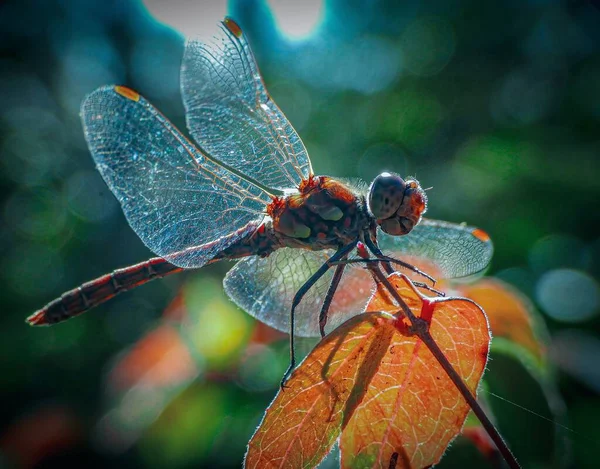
(1, 0, 599, 467)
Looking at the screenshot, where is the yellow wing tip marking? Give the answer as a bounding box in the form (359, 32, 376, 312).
(114, 86, 140, 102)
(471, 228, 491, 243)
(224, 17, 243, 38)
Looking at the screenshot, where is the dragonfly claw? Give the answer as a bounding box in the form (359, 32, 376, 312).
(280, 361, 295, 391)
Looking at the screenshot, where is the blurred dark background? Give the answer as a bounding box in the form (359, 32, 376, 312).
(1, 0, 599, 467)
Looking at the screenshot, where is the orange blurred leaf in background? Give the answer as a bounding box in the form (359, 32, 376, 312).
(458, 278, 545, 363)
(108, 324, 198, 392)
(0, 405, 81, 469)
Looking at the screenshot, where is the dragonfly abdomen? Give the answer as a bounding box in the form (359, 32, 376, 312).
(27, 258, 182, 326)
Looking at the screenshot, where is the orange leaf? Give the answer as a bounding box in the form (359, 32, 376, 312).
(246, 313, 396, 468)
(340, 274, 490, 468)
(246, 273, 490, 469)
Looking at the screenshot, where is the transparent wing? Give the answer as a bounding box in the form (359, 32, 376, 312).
(181, 18, 312, 191)
(81, 85, 270, 268)
(378, 218, 494, 279)
(224, 248, 374, 337)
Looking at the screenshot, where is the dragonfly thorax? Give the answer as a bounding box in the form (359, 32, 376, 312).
(267, 175, 367, 249)
(367, 172, 427, 236)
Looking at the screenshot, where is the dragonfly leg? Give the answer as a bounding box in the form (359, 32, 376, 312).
(281, 241, 358, 389)
(363, 235, 436, 285)
(328, 259, 444, 296)
(318, 261, 347, 338)
(408, 280, 444, 296)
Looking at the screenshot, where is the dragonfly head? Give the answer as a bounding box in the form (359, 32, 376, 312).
(367, 172, 427, 236)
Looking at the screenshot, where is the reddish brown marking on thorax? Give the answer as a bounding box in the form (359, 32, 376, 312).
(298, 173, 319, 193)
(319, 177, 357, 205)
(266, 196, 286, 219)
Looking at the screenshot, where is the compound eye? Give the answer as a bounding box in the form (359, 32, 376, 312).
(368, 172, 406, 220)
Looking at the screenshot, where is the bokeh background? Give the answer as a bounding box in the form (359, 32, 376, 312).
(1, 0, 599, 467)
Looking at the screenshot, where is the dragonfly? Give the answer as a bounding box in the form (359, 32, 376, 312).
(27, 17, 493, 379)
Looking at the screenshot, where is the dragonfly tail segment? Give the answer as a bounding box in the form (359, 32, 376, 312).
(26, 258, 183, 326)
(26, 218, 283, 326)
